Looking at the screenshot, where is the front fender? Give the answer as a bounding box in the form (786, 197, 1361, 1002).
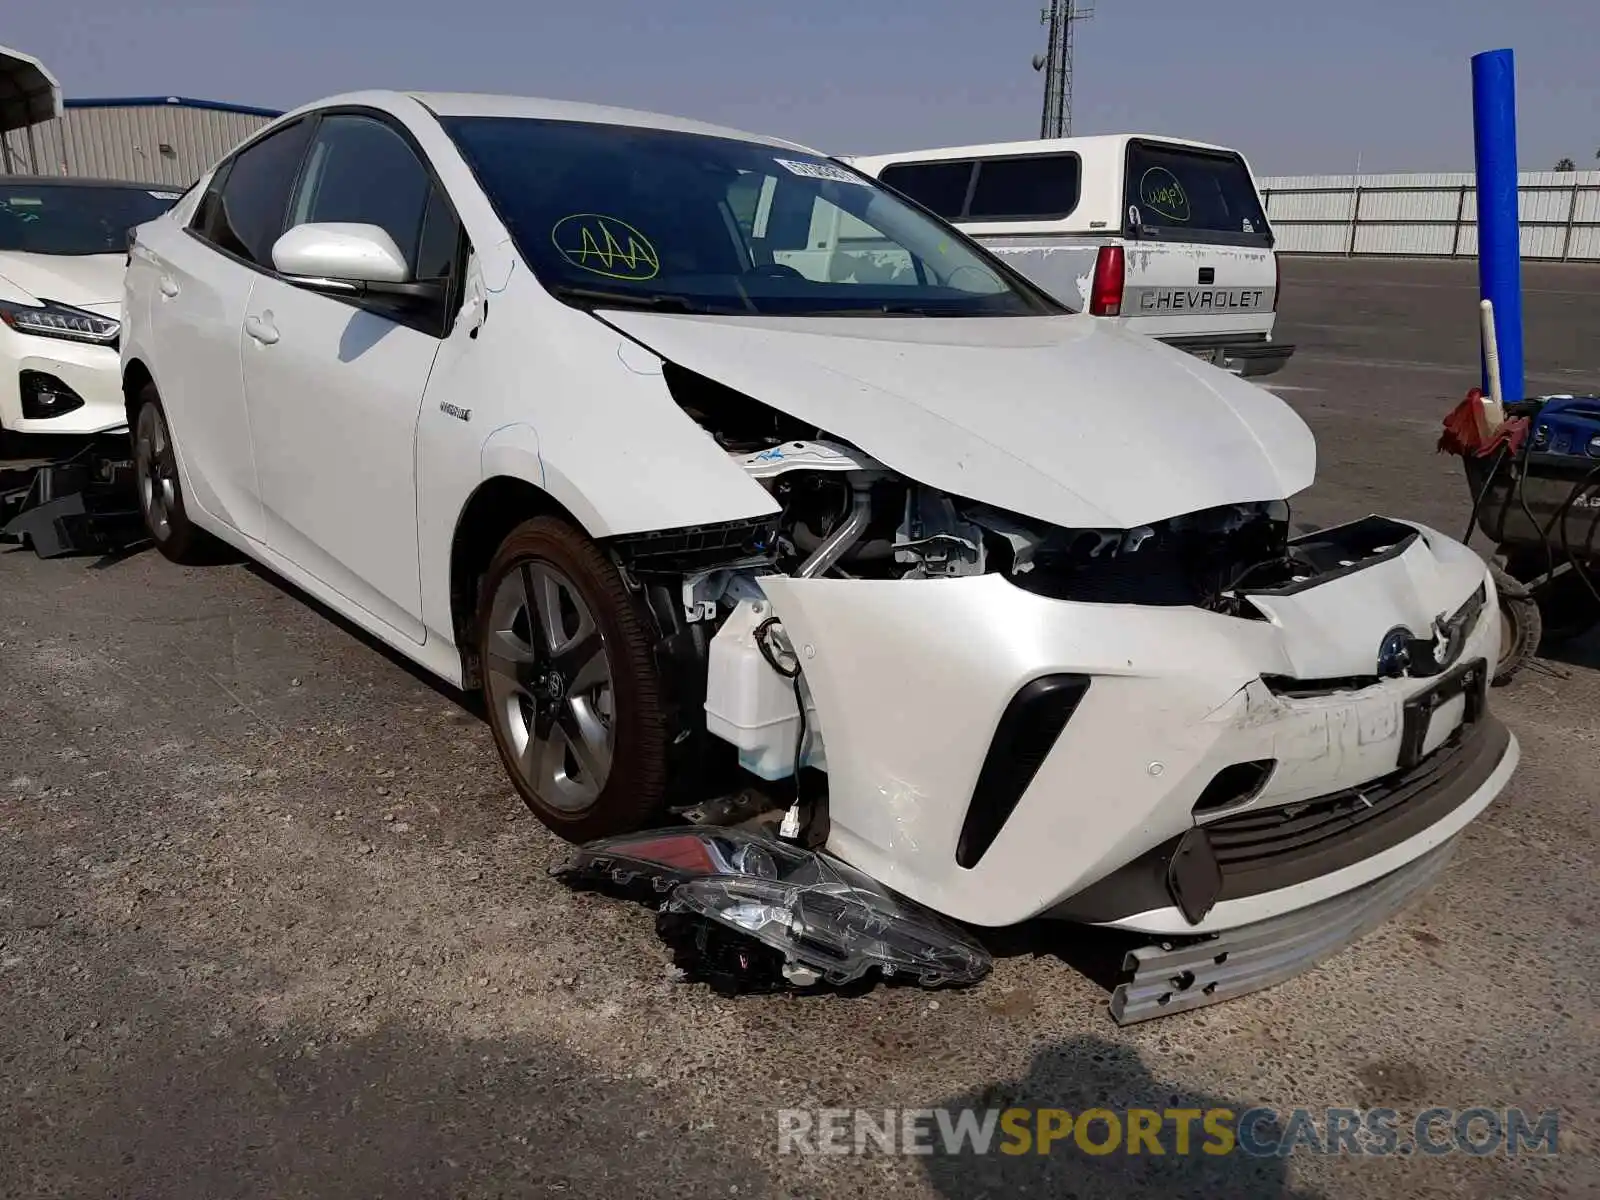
(478, 421, 614, 537)
(475, 342, 779, 538)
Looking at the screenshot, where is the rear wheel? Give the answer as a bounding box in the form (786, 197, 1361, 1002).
(476, 516, 668, 841)
(132, 387, 210, 564)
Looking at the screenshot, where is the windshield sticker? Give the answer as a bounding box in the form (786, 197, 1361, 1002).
(148, 190, 182, 201)
(550, 214, 660, 281)
(1138, 168, 1190, 223)
(774, 158, 870, 187)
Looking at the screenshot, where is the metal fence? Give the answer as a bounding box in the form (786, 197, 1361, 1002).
(1257, 170, 1600, 261)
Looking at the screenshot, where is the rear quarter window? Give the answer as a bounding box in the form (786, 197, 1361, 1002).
(877, 160, 972, 220)
(1125, 141, 1270, 246)
(878, 152, 1081, 224)
(965, 154, 1080, 221)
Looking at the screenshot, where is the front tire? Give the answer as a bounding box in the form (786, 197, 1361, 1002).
(132, 387, 210, 564)
(476, 516, 669, 841)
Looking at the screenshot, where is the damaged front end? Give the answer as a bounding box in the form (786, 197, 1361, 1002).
(578, 347, 1515, 1019)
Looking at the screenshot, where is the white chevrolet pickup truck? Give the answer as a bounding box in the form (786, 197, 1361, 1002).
(848, 134, 1293, 378)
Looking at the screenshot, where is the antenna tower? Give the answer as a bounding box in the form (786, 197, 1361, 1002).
(1033, 1, 1094, 138)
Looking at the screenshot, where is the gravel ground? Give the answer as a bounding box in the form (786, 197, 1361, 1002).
(1, 257, 1597, 1198)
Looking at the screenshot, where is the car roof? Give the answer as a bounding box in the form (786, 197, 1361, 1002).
(1, 174, 176, 190)
(849, 133, 1242, 167)
(273, 89, 819, 156)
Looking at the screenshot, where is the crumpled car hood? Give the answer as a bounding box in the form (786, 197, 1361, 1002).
(605, 310, 1315, 529)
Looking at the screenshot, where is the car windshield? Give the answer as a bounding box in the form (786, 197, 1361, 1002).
(0, 182, 180, 255)
(441, 116, 1062, 317)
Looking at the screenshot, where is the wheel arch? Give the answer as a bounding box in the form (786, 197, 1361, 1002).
(122, 358, 155, 426)
(448, 474, 592, 688)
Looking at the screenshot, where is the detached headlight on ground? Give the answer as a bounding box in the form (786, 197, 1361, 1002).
(558, 828, 993, 991)
(0, 298, 120, 344)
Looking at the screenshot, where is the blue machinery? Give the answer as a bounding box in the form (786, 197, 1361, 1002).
(1460, 49, 1600, 680)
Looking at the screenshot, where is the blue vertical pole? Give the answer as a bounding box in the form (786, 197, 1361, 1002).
(1471, 48, 1524, 400)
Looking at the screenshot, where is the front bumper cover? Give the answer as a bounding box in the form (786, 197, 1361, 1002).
(0, 336, 126, 436)
(756, 517, 1514, 930)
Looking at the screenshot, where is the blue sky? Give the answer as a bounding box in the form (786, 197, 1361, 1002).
(10, 0, 1596, 174)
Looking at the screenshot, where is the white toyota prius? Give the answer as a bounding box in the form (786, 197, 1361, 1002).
(121, 91, 1516, 1010)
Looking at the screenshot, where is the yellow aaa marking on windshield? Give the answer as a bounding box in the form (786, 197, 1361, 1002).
(1139, 168, 1190, 222)
(551, 214, 660, 281)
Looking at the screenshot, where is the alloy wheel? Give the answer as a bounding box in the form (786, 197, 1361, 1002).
(134, 404, 179, 542)
(484, 561, 616, 811)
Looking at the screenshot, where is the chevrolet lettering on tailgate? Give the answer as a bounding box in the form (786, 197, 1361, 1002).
(1132, 287, 1272, 313)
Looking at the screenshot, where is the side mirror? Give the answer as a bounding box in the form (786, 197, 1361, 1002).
(271, 222, 444, 304)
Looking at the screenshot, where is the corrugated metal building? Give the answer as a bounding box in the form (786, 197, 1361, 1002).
(0, 96, 279, 186)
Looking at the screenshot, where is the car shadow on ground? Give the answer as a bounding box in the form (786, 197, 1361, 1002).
(236, 557, 488, 719)
(0, 932, 780, 1198)
(920, 1035, 1323, 1200)
(979, 919, 1144, 997)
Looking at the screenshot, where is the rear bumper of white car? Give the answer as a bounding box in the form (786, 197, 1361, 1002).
(757, 519, 1512, 932)
(0, 328, 127, 436)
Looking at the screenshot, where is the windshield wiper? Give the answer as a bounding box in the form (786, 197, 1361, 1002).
(552, 285, 700, 312)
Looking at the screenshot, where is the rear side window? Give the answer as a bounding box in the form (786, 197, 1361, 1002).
(967, 154, 1080, 220)
(879, 160, 972, 220)
(192, 119, 314, 266)
(1125, 141, 1269, 244)
(878, 153, 1080, 223)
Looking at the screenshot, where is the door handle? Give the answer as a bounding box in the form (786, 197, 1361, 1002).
(158, 275, 180, 298)
(244, 313, 279, 345)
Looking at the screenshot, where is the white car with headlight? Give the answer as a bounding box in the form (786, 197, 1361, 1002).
(0, 177, 178, 438)
(119, 91, 1517, 1013)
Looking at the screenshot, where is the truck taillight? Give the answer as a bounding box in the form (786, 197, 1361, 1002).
(1089, 245, 1124, 316)
(1272, 253, 1281, 311)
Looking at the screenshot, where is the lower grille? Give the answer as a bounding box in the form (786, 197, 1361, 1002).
(1051, 713, 1510, 925)
(1204, 716, 1508, 900)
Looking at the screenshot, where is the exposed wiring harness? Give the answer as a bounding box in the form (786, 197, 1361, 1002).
(753, 615, 810, 833)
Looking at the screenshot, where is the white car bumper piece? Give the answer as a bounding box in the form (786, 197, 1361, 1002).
(0, 330, 126, 436)
(757, 519, 1511, 931)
